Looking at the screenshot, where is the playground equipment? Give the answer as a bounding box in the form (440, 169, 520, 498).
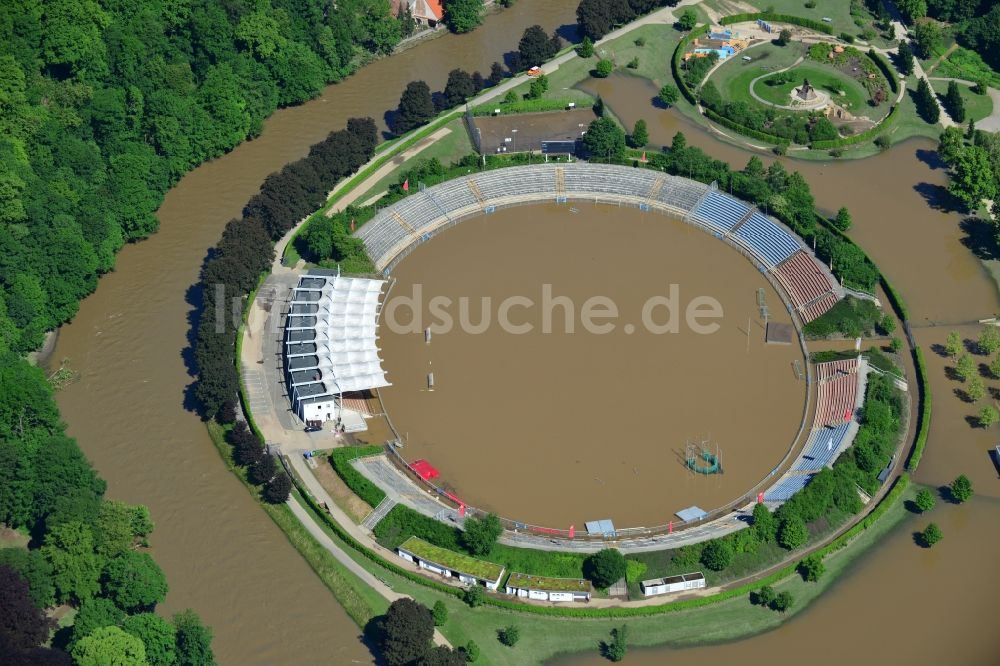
(685, 440, 723, 475)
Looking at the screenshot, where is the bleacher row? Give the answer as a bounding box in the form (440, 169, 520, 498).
(356, 166, 839, 323)
(763, 359, 867, 503)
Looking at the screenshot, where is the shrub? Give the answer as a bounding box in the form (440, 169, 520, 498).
(432, 600, 449, 626)
(463, 586, 486, 608)
(770, 590, 794, 612)
(595, 59, 614, 77)
(921, 523, 943, 547)
(627, 56, 639, 69)
(914, 489, 936, 512)
(752, 584, 776, 606)
(604, 625, 628, 662)
(677, 9, 698, 31)
(635, 36, 646, 47)
(797, 554, 825, 582)
(978, 405, 998, 428)
(578, 36, 594, 58)
(460, 513, 502, 556)
(700, 539, 734, 571)
(497, 624, 520, 646)
(463, 640, 480, 662)
(778, 515, 808, 550)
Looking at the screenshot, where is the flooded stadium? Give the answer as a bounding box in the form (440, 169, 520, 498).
(377, 202, 806, 528)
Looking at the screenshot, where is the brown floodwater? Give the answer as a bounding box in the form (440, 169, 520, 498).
(50, 2, 582, 663)
(583, 73, 1000, 322)
(378, 204, 804, 528)
(49, 3, 1000, 662)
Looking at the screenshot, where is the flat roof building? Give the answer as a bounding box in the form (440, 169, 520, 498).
(640, 571, 706, 597)
(504, 573, 592, 602)
(397, 536, 505, 590)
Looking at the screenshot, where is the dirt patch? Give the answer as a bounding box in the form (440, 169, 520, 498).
(0, 526, 28, 548)
(312, 455, 374, 523)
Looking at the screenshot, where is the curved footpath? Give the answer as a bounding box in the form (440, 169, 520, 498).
(240, 162, 916, 611)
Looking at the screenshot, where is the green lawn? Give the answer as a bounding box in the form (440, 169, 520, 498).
(301, 479, 919, 665)
(711, 42, 806, 105)
(930, 79, 994, 124)
(754, 63, 874, 113)
(362, 117, 473, 199)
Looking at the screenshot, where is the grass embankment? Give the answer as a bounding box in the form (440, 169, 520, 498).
(206, 421, 387, 626)
(360, 117, 473, 201)
(296, 476, 918, 665)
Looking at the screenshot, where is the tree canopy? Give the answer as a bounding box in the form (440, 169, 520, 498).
(380, 598, 435, 666)
(582, 117, 627, 160)
(584, 548, 626, 588)
(101, 551, 168, 612)
(460, 514, 503, 556)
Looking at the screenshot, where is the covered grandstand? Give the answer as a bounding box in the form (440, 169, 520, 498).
(283, 271, 390, 426)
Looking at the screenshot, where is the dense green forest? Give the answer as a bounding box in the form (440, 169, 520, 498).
(0, 0, 410, 353)
(1, 1, 413, 662)
(0, 349, 215, 664)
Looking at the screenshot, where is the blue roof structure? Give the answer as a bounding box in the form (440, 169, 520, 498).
(675, 506, 709, 522)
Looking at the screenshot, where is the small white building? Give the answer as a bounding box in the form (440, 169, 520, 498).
(640, 571, 706, 597)
(504, 572, 592, 602)
(397, 536, 505, 590)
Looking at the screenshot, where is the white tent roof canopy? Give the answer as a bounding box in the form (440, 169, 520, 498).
(287, 273, 391, 410)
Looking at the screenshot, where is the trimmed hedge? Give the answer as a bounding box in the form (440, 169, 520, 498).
(720, 12, 835, 35)
(866, 49, 899, 94)
(672, 24, 710, 105)
(880, 275, 909, 322)
(907, 347, 932, 472)
(703, 108, 786, 145)
(329, 446, 387, 508)
(810, 104, 899, 150)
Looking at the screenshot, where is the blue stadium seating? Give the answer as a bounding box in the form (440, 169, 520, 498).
(763, 474, 814, 502)
(792, 422, 852, 472)
(689, 192, 749, 234)
(733, 213, 800, 267)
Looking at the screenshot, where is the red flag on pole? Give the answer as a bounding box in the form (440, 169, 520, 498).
(757, 492, 764, 504)
(641, 151, 647, 162)
(350, 219, 356, 232)
(402, 179, 409, 192)
(458, 504, 465, 517)
(668, 521, 673, 534)
(568, 525, 575, 539)
(844, 409, 851, 422)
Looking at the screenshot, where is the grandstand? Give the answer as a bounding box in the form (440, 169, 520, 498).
(762, 357, 869, 503)
(356, 164, 843, 329)
(688, 190, 750, 234)
(763, 473, 814, 502)
(732, 212, 802, 269)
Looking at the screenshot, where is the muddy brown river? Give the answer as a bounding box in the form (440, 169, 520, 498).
(379, 204, 803, 528)
(52, 3, 999, 663)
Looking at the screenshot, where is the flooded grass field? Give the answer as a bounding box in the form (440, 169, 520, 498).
(378, 203, 805, 528)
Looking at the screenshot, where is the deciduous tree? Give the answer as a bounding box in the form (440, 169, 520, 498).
(777, 514, 808, 550)
(460, 513, 502, 556)
(101, 551, 168, 612)
(72, 626, 149, 666)
(582, 117, 626, 160)
(381, 598, 434, 666)
(173, 609, 215, 666)
(951, 474, 974, 502)
(122, 613, 176, 666)
(0, 566, 54, 650)
(393, 81, 435, 135)
(584, 548, 626, 588)
(442, 0, 484, 34)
